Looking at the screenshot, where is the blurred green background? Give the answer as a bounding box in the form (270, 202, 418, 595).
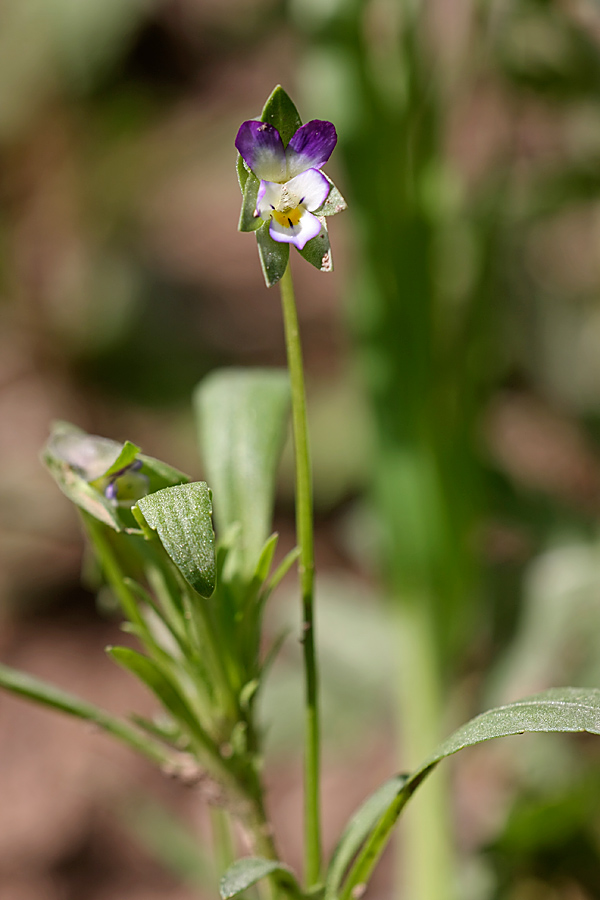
(3, 1, 600, 898)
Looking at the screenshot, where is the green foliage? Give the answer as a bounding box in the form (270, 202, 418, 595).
(135, 482, 216, 598)
(11, 406, 293, 870)
(107, 645, 218, 758)
(335, 688, 600, 899)
(219, 857, 300, 900)
(324, 774, 408, 900)
(0, 661, 173, 768)
(194, 367, 290, 578)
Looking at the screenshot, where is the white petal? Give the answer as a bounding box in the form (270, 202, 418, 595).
(269, 209, 322, 250)
(256, 181, 284, 219)
(285, 168, 330, 212)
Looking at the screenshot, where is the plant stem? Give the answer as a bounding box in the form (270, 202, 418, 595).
(279, 262, 321, 887)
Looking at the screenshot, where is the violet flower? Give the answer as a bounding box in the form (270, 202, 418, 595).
(235, 119, 338, 251)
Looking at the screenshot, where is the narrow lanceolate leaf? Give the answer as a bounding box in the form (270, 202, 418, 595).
(107, 646, 216, 756)
(256, 221, 289, 288)
(298, 219, 333, 272)
(220, 857, 300, 900)
(260, 85, 302, 147)
(238, 172, 262, 232)
(325, 775, 408, 900)
(0, 661, 172, 768)
(265, 546, 300, 595)
(338, 688, 600, 900)
(314, 175, 347, 217)
(194, 369, 290, 578)
(135, 483, 216, 598)
(253, 533, 279, 586)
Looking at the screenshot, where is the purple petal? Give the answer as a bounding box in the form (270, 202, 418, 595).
(269, 209, 322, 250)
(235, 121, 286, 182)
(105, 479, 118, 501)
(286, 120, 337, 179)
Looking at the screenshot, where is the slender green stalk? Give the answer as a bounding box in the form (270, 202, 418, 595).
(279, 262, 321, 886)
(0, 660, 178, 770)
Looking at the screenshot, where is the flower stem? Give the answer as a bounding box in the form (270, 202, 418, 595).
(279, 262, 321, 887)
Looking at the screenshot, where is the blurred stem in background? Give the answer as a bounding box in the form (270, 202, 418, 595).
(294, 1, 503, 896)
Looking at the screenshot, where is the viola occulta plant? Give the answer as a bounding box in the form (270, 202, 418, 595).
(2, 85, 600, 900)
(235, 86, 346, 287)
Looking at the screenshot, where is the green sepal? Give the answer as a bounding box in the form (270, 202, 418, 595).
(256, 221, 289, 287)
(236, 153, 250, 193)
(220, 858, 300, 900)
(298, 219, 333, 272)
(313, 174, 347, 217)
(238, 172, 262, 232)
(260, 85, 302, 147)
(102, 440, 141, 477)
(135, 483, 216, 598)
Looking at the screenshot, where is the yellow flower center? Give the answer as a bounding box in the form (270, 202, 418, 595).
(272, 206, 303, 229)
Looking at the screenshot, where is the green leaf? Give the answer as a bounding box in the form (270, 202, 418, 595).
(325, 774, 407, 900)
(135, 483, 216, 598)
(253, 533, 279, 585)
(265, 546, 300, 594)
(256, 221, 289, 287)
(314, 175, 347, 217)
(260, 85, 303, 146)
(0, 660, 172, 768)
(339, 688, 600, 900)
(298, 219, 333, 272)
(219, 857, 299, 900)
(419, 687, 600, 766)
(108, 646, 217, 755)
(193, 368, 290, 578)
(238, 172, 262, 232)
